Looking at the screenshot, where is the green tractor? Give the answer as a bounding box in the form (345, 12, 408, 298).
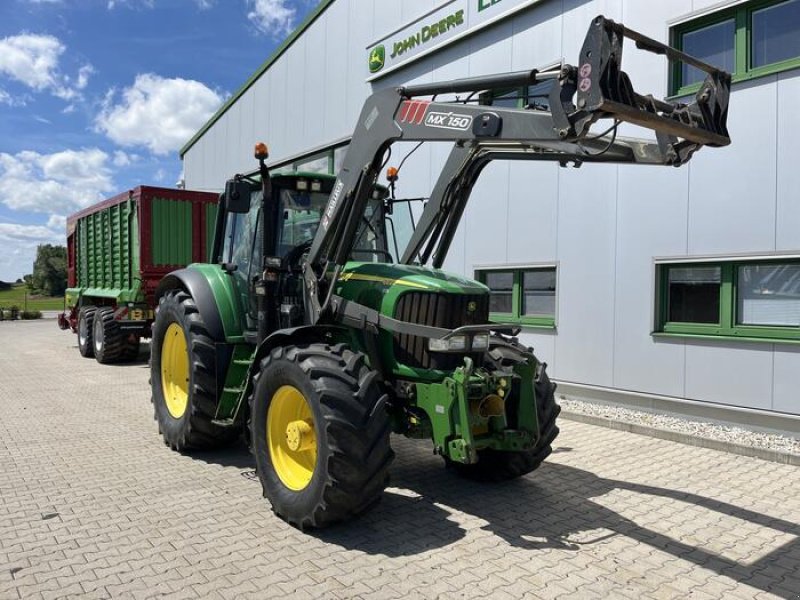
(151, 16, 731, 528)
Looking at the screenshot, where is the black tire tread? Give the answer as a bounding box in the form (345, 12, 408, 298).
(94, 307, 125, 364)
(151, 289, 239, 451)
(77, 306, 96, 358)
(249, 343, 394, 529)
(450, 340, 561, 482)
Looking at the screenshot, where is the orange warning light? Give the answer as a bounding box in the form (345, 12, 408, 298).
(254, 143, 269, 160)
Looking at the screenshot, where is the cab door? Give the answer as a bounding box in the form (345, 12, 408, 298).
(220, 190, 263, 332)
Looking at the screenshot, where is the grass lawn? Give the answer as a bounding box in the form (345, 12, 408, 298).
(0, 284, 64, 311)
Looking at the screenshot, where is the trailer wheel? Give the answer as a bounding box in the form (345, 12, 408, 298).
(449, 342, 561, 482)
(249, 343, 393, 529)
(93, 307, 125, 364)
(77, 306, 96, 358)
(150, 289, 238, 451)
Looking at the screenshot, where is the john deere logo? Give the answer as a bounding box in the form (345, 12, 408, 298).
(467, 301, 477, 313)
(368, 45, 385, 73)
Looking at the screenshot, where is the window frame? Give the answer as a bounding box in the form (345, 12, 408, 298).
(475, 264, 558, 329)
(670, 0, 800, 96)
(654, 257, 800, 344)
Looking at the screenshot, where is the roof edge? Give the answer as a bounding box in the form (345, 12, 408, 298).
(179, 0, 337, 158)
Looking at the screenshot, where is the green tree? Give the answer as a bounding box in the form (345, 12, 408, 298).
(30, 244, 67, 296)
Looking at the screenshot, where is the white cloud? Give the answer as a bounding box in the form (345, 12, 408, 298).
(95, 73, 224, 155)
(195, 0, 215, 8)
(154, 168, 166, 182)
(107, 0, 154, 9)
(0, 33, 93, 102)
(0, 222, 64, 282)
(112, 150, 139, 167)
(247, 0, 296, 37)
(76, 64, 94, 89)
(46, 214, 66, 230)
(0, 148, 115, 215)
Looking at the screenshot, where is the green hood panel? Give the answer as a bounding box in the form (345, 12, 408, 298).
(337, 262, 488, 297)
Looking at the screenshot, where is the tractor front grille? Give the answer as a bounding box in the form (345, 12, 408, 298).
(393, 292, 489, 370)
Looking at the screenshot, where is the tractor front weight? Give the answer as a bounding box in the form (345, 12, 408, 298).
(412, 356, 540, 464)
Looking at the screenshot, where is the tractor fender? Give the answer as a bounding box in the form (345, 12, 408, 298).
(155, 269, 226, 342)
(229, 325, 349, 426)
(251, 325, 348, 366)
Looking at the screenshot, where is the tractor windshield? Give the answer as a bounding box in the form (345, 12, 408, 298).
(277, 187, 395, 262)
(278, 189, 329, 255)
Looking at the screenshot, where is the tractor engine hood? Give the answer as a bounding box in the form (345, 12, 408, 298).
(335, 261, 488, 313)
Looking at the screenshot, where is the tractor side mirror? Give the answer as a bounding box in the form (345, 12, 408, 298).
(225, 180, 252, 214)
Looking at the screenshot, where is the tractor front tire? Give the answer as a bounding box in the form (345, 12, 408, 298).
(93, 307, 125, 364)
(450, 342, 560, 482)
(77, 306, 96, 358)
(150, 289, 238, 451)
(249, 343, 393, 529)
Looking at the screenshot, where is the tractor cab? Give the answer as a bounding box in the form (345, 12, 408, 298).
(210, 168, 414, 338)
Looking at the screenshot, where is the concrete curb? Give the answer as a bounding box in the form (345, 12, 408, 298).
(561, 410, 800, 467)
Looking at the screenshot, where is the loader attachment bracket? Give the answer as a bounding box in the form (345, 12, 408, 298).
(552, 15, 731, 161)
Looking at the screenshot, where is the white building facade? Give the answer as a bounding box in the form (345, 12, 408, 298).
(181, 0, 800, 429)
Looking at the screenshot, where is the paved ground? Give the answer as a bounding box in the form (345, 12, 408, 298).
(1, 320, 799, 600)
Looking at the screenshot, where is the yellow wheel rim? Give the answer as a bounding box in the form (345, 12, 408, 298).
(161, 322, 189, 419)
(267, 385, 317, 491)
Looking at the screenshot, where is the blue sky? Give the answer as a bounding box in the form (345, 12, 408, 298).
(0, 0, 316, 282)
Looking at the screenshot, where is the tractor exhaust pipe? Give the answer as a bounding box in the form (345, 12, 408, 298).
(471, 394, 505, 419)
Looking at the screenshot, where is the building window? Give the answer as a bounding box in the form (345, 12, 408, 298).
(480, 81, 554, 111)
(671, 0, 800, 95)
(476, 266, 557, 328)
(655, 258, 800, 342)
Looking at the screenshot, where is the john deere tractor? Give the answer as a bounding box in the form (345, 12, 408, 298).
(151, 16, 731, 528)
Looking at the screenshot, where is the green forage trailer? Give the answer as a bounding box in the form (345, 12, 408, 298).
(59, 186, 218, 363)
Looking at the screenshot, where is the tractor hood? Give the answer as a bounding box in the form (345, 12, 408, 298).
(337, 262, 488, 295)
(334, 261, 488, 318)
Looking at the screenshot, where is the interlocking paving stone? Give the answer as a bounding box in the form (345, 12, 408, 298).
(1, 320, 799, 599)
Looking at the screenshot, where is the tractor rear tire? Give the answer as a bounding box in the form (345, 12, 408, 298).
(249, 343, 394, 529)
(449, 341, 560, 482)
(150, 289, 239, 451)
(93, 307, 125, 364)
(77, 306, 96, 358)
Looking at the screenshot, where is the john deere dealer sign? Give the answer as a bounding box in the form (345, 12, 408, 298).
(367, 0, 545, 80)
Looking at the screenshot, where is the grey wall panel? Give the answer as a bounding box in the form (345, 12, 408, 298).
(468, 19, 513, 76)
(772, 345, 800, 413)
(345, 0, 374, 129)
(561, 0, 622, 60)
(400, 0, 431, 22)
(373, 1, 402, 38)
(554, 163, 618, 386)
(237, 89, 256, 172)
(285, 42, 308, 158)
(518, 330, 557, 373)
(302, 22, 327, 143)
(684, 342, 774, 410)
(506, 162, 558, 264)
(510, 0, 564, 69)
(613, 165, 689, 397)
(251, 73, 270, 152)
(324, 2, 352, 142)
(687, 79, 778, 255)
(775, 70, 800, 250)
(465, 162, 510, 269)
(268, 59, 289, 162)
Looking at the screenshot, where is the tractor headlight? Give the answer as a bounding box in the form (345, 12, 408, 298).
(429, 335, 467, 352)
(472, 333, 489, 350)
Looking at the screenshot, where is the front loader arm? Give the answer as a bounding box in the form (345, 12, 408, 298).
(304, 14, 731, 319)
